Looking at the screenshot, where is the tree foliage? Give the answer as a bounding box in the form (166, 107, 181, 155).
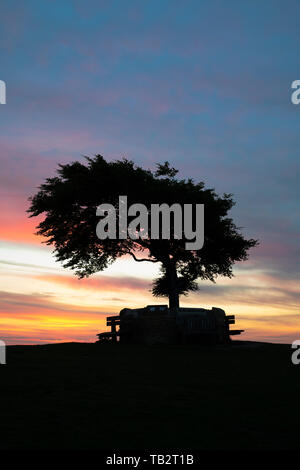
(28, 155, 258, 309)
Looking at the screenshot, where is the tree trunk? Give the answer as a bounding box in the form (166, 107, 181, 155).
(165, 260, 180, 312)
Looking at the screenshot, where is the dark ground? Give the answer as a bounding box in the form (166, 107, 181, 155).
(0, 340, 299, 450)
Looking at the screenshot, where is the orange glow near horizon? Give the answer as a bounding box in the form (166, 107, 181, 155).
(0, 227, 299, 345)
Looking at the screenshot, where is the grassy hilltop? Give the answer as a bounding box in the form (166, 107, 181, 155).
(0, 341, 299, 450)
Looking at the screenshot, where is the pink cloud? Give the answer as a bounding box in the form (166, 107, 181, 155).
(35, 273, 150, 292)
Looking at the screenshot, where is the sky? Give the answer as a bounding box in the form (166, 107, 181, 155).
(0, 0, 299, 345)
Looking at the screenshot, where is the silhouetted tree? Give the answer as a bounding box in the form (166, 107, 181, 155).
(28, 155, 258, 310)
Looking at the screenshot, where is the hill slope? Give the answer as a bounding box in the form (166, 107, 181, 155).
(0, 341, 299, 450)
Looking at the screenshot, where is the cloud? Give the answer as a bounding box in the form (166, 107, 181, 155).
(0, 289, 111, 345)
(189, 281, 300, 311)
(34, 273, 151, 293)
(0, 290, 108, 316)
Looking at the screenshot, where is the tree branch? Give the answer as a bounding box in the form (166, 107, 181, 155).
(125, 250, 158, 263)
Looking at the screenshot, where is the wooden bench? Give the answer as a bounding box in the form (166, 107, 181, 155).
(97, 312, 244, 343)
(225, 315, 244, 336)
(97, 315, 120, 342)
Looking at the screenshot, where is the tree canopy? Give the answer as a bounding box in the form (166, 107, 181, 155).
(28, 155, 258, 309)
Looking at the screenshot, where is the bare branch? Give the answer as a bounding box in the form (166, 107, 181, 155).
(125, 250, 158, 263)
